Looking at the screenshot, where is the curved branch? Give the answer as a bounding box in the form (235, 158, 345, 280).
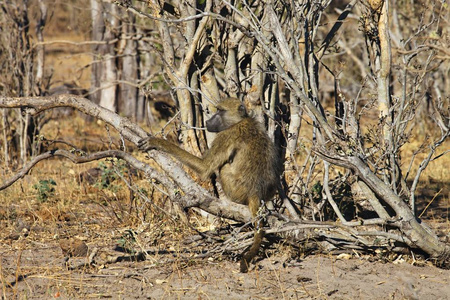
(0, 147, 251, 222)
(0, 95, 251, 222)
(0, 94, 147, 143)
(0, 149, 125, 190)
(314, 147, 449, 264)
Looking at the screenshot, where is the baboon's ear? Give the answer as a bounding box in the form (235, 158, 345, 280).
(238, 104, 247, 117)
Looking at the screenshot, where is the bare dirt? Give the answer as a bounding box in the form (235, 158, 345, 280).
(1, 223, 449, 299)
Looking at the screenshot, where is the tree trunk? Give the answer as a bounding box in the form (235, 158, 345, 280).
(90, 0, 104, 105)
(90, 0, 118, 111)
(118, 12, 139, 120)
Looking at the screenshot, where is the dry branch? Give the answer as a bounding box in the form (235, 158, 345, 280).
(315, 148, 449, 266)
(0, 94, 251, 222)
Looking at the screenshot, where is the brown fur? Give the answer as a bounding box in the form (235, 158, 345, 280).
(138, 97, 280, 272)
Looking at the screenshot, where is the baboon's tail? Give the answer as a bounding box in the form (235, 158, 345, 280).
(240, 229, 264, 273)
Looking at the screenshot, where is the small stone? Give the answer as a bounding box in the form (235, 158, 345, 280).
(59, 238, 89, 257)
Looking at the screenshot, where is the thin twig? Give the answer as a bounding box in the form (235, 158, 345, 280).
(323, 161, 348, 224)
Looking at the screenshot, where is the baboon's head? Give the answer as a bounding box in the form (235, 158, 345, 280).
(206, 98, 247, 132)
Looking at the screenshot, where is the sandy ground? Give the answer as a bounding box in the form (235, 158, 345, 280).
(1, 240, 449, 300)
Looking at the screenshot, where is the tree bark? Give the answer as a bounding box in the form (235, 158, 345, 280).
(118, 11, 139, 120)
(90, 0, 118, 111)
(35, 0, 47, 92)
(90, 0, 104, 105)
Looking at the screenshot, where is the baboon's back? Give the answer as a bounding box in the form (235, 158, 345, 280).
(215, 118, 279, 205)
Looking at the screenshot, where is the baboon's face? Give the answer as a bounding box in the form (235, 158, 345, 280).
(206, 98, 247, 132)
(206, 109, 227, 132)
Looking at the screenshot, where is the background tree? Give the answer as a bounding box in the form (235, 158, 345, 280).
(0, 0, 47, 165)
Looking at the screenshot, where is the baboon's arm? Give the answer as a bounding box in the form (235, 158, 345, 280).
(201, 137, 236, 178)
(138, 137, 231, 179)
(139, 137, 206, 175)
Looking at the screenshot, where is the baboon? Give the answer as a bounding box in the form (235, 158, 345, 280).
(138, 97, 280, 272)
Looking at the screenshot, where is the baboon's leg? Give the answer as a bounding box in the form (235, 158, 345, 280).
(240, 196, 264, 273)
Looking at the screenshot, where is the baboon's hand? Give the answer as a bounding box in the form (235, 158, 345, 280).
(138, 137, 157, 151)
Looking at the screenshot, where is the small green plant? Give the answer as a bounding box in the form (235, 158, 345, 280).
(95, 161, 115, 189)
(94, 159, 127, 192)
(33, 179, 57, 202)
(311, 181, 323, 199)
(116, 229, 137, 254)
